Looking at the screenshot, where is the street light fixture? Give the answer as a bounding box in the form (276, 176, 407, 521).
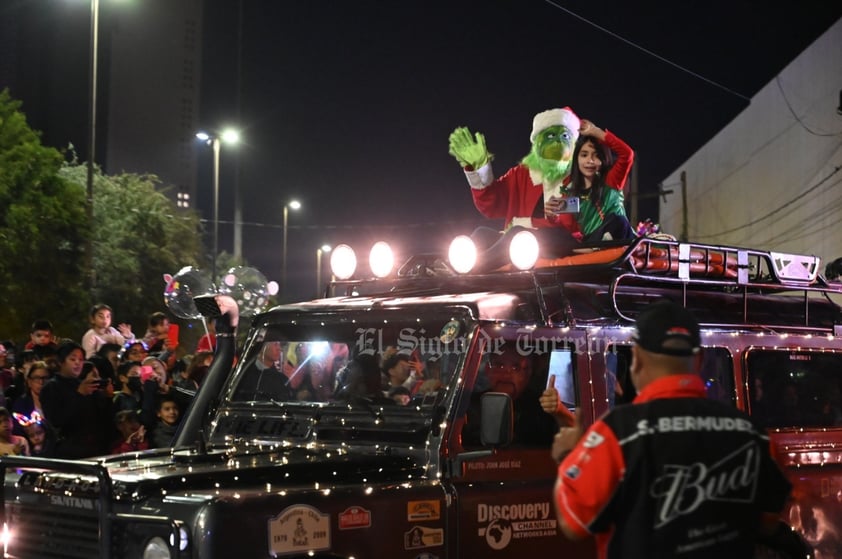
(316, 244, 332, 298)
(196, 128, 240, 283)
(282, 200, 301, 297)
(83, 0, 101, 290)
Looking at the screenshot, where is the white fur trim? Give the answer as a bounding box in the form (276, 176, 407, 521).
(465, 162, 495, 189)
(543, 181, 561, 207)
(530, 107, 581, 143)
(528, 168, 544, 187)
(510, 217, 534, 229)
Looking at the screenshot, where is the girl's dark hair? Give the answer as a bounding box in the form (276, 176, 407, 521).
(88, 354, 114, 381)
(117, 361, 141, 377)
(119, 340, 148, 362)
(81, 361, 98, 380)
(56, 341, 84, 363)
(89, 303, 113, 318)
(568, 135, 615, 209)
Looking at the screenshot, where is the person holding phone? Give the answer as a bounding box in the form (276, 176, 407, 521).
(142, 355, 172, 389)
(40, 342, 115, 458)
(551, 120, 636, 242)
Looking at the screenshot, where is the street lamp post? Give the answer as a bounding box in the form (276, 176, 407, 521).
(196, 129, 240, 283)
(316, 244, 331, 298)
(211, 136, 220, 281)
(85, 0, 100, 290)
(282, 200, 301, 297)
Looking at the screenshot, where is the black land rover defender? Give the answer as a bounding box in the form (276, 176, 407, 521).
(1, 236, 838, 558)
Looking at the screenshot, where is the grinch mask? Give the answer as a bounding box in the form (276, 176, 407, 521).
(522, 124, 577, 184)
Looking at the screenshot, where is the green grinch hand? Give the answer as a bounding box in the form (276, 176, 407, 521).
(448, 127, 492, 169)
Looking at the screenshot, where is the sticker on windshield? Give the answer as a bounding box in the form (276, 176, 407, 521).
(439, 321, 460, 343)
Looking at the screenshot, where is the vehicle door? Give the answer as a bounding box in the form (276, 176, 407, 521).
(449, 326, 596, 558)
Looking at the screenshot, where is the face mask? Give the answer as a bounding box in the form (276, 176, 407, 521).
(127, 377, 143, 392)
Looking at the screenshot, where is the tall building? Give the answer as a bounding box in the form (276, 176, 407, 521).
(105, 0, 203, 207)
(0, 0, 203, 208)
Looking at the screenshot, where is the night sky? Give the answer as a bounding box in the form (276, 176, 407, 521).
(5, 1, 841, 303)
(199, 1, 841, 301)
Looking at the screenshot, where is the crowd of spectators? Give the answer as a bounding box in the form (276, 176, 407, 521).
(0, 306, 212, 459)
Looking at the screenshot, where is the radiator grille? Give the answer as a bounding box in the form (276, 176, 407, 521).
(6, 503, 125, 558)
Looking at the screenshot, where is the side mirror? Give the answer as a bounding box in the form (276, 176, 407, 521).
(480, 392, 513, 447)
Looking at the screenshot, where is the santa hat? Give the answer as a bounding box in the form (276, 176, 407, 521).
(530, 107, 580, 143)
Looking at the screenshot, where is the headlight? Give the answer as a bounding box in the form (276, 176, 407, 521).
(3, 522, 12, 555)
(448, 235, 477, 274)
(369, 241, 394, 278)
(330, 244, 357, 280)
(509, 230, 539, 270)
(141, 523, 189, 559)
(142, 536, 171, 559)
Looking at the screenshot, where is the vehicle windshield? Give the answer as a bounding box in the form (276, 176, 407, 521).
(209, 307, 474, 444)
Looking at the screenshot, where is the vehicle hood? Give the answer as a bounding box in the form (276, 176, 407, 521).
(17, 445, 424, 502)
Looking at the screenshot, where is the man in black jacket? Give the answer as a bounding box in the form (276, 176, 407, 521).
(551, 300, 792, 558)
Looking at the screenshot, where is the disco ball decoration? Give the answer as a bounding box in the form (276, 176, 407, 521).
(163, 266, 215, 319)
(217, 266, 272, 317)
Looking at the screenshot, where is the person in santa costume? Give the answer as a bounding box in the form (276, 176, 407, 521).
(449, 107, 634, 271)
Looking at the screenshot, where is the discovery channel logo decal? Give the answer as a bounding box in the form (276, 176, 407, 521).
(477, 501, 557, 550)
(355, 326, 625, 358)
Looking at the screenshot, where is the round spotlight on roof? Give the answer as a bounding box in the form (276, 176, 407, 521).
(448, 235, 477, 274)
(509, 230, 539, 270)
(330, 244, 357, 280)
(369, 241, 394, 278)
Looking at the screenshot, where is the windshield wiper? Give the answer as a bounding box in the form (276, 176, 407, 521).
(346, 395, 388, 422)
(253, 391, 292, 411)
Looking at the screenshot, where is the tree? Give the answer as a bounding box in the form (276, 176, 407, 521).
(0, 89, 89, 341)
(0, 89, 207, 344)
(59, 162, 206, 335)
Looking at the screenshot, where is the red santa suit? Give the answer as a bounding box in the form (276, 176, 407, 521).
(465, 162, 578, 234)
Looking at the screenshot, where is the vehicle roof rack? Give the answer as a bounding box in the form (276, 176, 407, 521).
(602, 237, 840, 327)
(324, 237, 841, 330)
(612, 236, 821, 285)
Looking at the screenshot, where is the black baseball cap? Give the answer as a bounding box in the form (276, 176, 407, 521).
(632, 300, 700, 356)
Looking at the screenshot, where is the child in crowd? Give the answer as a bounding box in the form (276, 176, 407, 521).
(25, 319, 58, 351)
(114, 360, 161, 431)
(23, 420, 48, 456)
(143, 312, 174, 353)
(0, 407, 29, 456)
(81, 304, 135, 358)
(112, 409, 149, 454)
(113, 361, 143, 411)
(151, 395, 181, 448)
(13, 411, 51, 456)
